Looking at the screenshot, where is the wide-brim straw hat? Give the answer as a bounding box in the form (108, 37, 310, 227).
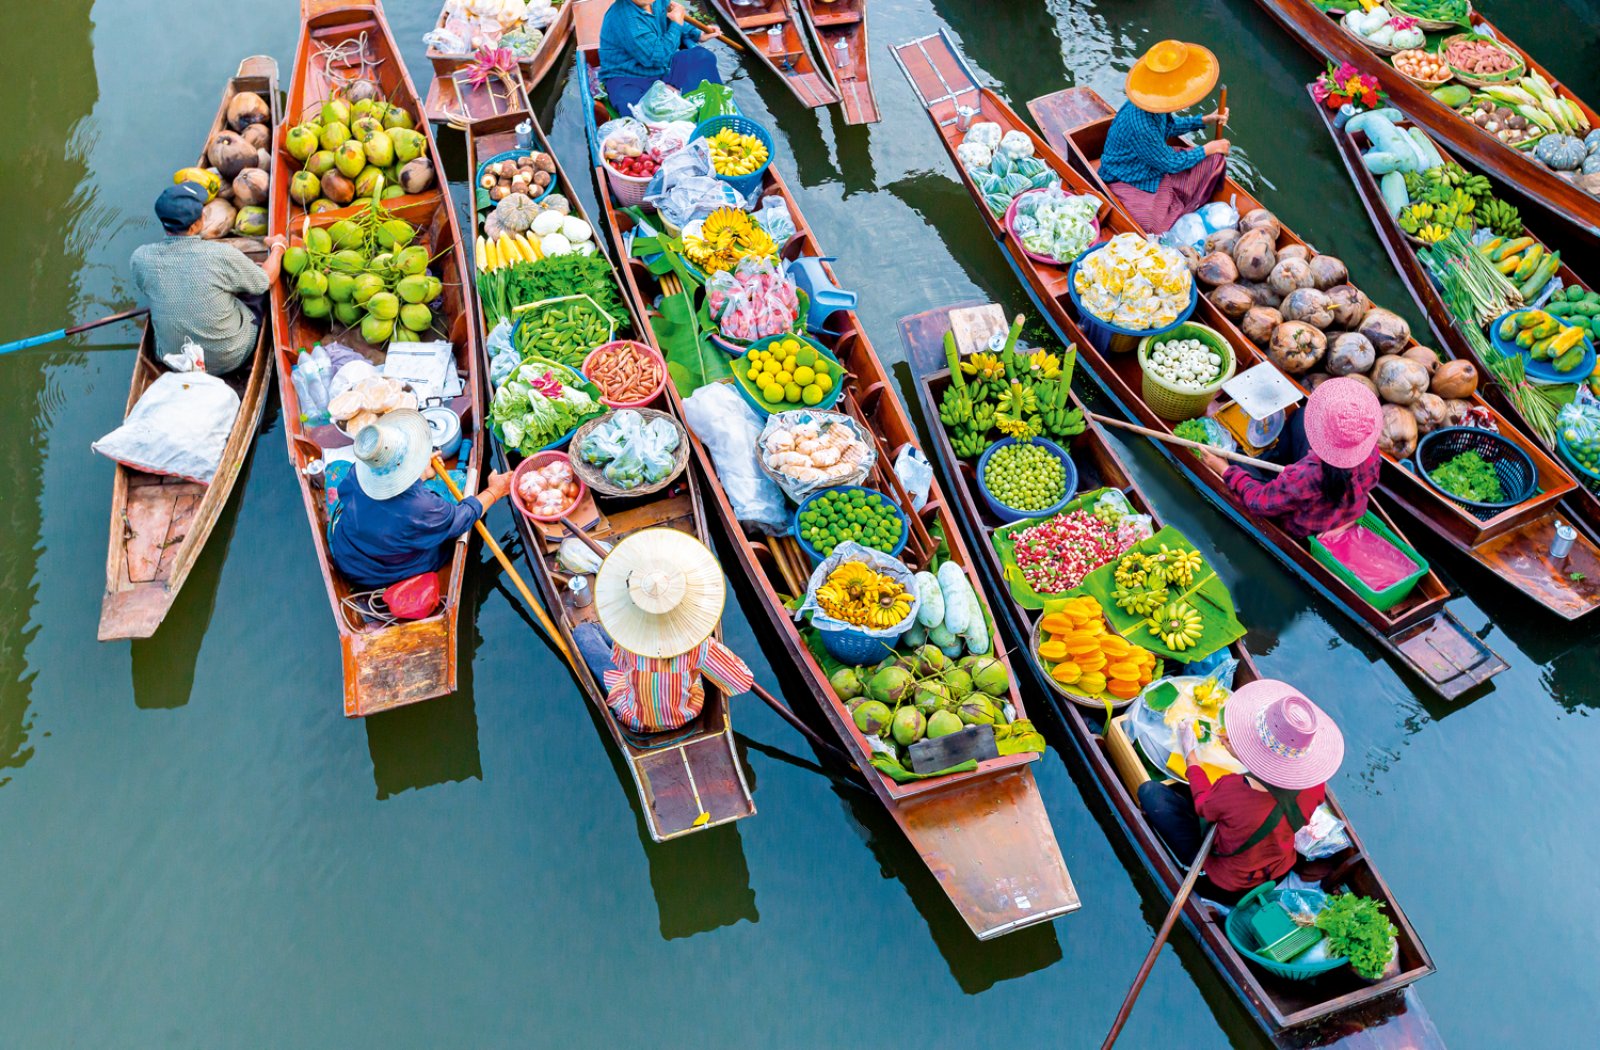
(1222, 679, 1345, 790)
(353, 408, 432, 500)
(595, 528, 726, 658)
(1126, 40, 1220, 114)
(1303, 376, 1384, 469)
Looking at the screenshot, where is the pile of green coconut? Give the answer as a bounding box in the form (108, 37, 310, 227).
(281, 78, 436, 214)
(831, 645, 1014, 753)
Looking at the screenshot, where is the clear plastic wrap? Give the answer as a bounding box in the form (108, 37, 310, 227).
(1558, 399, 1600, 480)
(797, 541, 920, 639)
(964, 121, 1002, 151)
(630, 81, 700, 125)
(1012, 187, 1101, 262)
(683, 383, 788, 532)
(707, 258, 800, 342)
(757, 410, 874, 501)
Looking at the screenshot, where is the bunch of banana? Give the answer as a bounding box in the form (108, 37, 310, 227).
(1475, 197, 1523, 240)
(1032, 376, 1086, 438)
(815, 562, 912, 627)
(1023, 349, 1062, 380)
(1114, 583, 1168, 616)
(960, 351, 1007, 395)
(1146, 600, 1204, 651)
(953, 430, 989, 458)
(1113, 552, 1150, 588)
(938, 384, 973, 427)
(1156, 544, 1204, 587)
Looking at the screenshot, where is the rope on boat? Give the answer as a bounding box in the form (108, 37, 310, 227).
(314, 31, 384, 88)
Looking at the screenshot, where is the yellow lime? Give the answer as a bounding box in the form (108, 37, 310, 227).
(802, 383, 824, 406)
(761, 382, 784, 402)
(813, 371, 834, 392)
(783, 382, 802, 403)
(795, 346, 817, 368)
(792, 366, 815, 386)
(776, 370, 792, 385)
(763, 360, 781, 376)
(783, 355, 797, 372)
(782, 338, 800, 353)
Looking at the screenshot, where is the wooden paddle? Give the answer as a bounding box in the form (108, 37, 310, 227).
(1101, 825, 1219, 1049)
(1215, 86, 1228, 141)
(683, 10, 745, 52)
(1087, 412, 1284, 474)
(432, 455, 576, 668)
(0, 307, 149, 355)
(556, 515, 855, 767)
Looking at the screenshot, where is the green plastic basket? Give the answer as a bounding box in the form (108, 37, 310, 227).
(1136, 323, 1236, 422)
(1224, 881, 1348, 981)
(1308, 512, 1428, 613)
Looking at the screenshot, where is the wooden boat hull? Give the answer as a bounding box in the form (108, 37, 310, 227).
(1249, 0, 1600, 245)
(889, 31, 1505, 698)
(99, 56, 281, 642)
(462, 100, 754, 841)
(572, 20, 1078, 936)
(1310, 87, 1600, 540)
(707, 0, 840, 108)
(901, 301, 1437, 1040)
(424, 0, 574, 99)
(269, 0, 484, 717)
(797, 0, 878, 124)
(1026, 86, 1600, 622)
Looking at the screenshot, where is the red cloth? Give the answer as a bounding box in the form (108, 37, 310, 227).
(1189, 768, 1324, 893)
(1224, 450, 1381, 540)
(1106, 153, 1228, 235)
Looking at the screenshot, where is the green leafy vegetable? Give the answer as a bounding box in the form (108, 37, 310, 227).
(1316, 893, 1398, 980)
(488, 358, 606, 455)
(1430, 450, 1505, 503)
(504, 253, 630, 322)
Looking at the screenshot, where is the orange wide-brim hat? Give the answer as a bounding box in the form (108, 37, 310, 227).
(1125, 40, 1220, 114)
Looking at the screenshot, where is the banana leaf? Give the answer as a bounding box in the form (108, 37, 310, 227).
(627, 222, 731, 395)
(991, 487, 1122, 609)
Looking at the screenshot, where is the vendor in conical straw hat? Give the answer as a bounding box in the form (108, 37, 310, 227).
(1098, 40, 1231, 235)
(596, 528, 753, 734)
(1137, 679, 1344, 903)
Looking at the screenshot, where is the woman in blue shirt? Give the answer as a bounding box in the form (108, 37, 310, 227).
(1098, 40, 1231, 235)
(330, 410, 511, 591)
(599, 0, 723, 116)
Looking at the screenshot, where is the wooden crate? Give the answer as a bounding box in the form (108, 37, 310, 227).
(1105, 713, 1152, 794)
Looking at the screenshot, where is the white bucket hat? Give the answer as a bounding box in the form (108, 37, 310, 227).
(352, 408, 432, 500)
(595, 529, 726, 658)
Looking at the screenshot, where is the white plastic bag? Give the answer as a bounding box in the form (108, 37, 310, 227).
(1295, 802, 1353, 860)
(1160, 211, 1210, 250)
(683, 383, 788, 533)
(92, 371, 240, 483)
(161, 337, 207, 373)
(893, 446, 933, 510)
(964, 121, 1002, 151)
(630, 81, 700, 125)
(1197, 200, 1240, 232)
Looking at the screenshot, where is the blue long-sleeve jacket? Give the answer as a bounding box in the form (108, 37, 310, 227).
(598, 0, 700, 82)
(329, 474, 482, 589)
(1098, 103, 1207, 193)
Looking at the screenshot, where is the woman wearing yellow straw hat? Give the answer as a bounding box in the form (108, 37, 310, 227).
(1099, 40, 1231, 234)
(594, 528, 753, 734)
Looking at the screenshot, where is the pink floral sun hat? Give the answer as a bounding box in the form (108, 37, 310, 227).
(1301, 376, 1383, 469)
(1222, 679, 1345, 790)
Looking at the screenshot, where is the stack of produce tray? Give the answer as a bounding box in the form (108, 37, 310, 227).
(99, 57, 282, 641)
(267, 0, 483, 716)
(566, 15, 1081, 940)
(461, 91, 754, 841)
(902, 300, 1437, 1043)
(891, 29, 1507, 699)
(422, 0, 574, 123)
(1254, 0, 1600, 242)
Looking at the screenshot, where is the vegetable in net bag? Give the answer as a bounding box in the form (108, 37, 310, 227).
(964, 121, 1003, 151)
(956, 141, 992, 170)
(1013, 187, 1101, 262)
(1557, 399, 1600, 481)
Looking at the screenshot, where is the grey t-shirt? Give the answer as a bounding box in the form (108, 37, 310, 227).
(131, 236, 268, 373)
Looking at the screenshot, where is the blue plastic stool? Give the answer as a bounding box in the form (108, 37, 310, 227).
(788, 256, 858, 336)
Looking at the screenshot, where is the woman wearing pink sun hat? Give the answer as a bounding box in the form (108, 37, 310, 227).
(1137, 679, 1344, 901)
(1198, 376, 1383, 540)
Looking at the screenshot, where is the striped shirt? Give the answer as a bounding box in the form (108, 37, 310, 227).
(1098, 103, 1207, 194)
(131, 236, 268, 373)
(605, 637, 753, 733)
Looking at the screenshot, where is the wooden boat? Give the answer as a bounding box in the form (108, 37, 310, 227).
(462, 98, 754, 840)
(572, 18, 1080, 939)
(890, 31, 1505, 698)
(1030, 85, 1600, 622)
(706, 0, 840, 108)
(1311, 89, 1600, 538)
(424, 0, 574, 105)
(99, 57, 281, 641)
(1249, 0, 1600, 244)
(903, 301, 1439, 1046)
(797, 0, 878, 124)
(267, 0, 484, 717)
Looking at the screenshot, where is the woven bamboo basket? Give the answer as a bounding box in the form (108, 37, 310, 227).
(567, 407, 691, 498)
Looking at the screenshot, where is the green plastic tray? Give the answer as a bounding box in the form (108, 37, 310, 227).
(1307, 512, 1428, 613)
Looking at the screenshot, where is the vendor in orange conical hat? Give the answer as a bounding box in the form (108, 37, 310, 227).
(1098, 40, 1231, 235)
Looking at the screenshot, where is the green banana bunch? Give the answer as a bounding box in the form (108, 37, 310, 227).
(938, 385, 973, 427)
(953, 430, 988, 458)
(1114, 584, 1168, 616)
(1478, 197, 1523, 239)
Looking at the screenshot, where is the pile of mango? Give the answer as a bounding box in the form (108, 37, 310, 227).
(1035, 595, 1159, 701)
(1498, 308, 1591, 373)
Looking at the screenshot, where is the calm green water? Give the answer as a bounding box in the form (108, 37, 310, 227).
(3, 1, 1596, 1046)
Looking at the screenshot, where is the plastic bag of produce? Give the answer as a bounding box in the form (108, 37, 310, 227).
(643, 139, 747, 229)
(1196, 200, 1240, 232)
(894, 445, 933, 510)
(684, 382, 788, 532)
(796, 541, 920, 638)
(1557, 400, 1600, 478)
(630, 80, 700, 125)
(751, 196, 797, 244)
(998, 130, 1035, 160)
(598, 117, 650, 162)
(964, 121, 1003, 151)
(1013, 187, 1102, 262)
(92, 371, 240, 484)
(757, 409, 874, 501)
(709, 258, 800, 342)
(647, 120, 698, 157)
(1294, 803, 1352, 860)
(1159, 210, 1210, 250)
(955, 141, 992, 171)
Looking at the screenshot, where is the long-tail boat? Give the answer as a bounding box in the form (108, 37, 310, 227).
(462, 93, 755, 840)
(1027, 85, 1600, 621)
(890, 31, 1506, 698)
(1248, 0, 1600, 243)
(1311, 89, 1600, 537)
(268, 0, 484, 716)
(424, 0, 575, 99)
(797, 0, 878, 124)
(903, 300, 1440, 1048)
(99, 57, 281, 641)
(570, 21, 1080, 938)
(705, 0, 839, 108)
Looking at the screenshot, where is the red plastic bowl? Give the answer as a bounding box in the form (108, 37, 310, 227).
(582, 340, 668, 408)
(1004, 187, 1103, 267)
(511, 451, 585, 523)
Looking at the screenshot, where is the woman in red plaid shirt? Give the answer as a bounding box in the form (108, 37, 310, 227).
(1199, 377, 1383, 540)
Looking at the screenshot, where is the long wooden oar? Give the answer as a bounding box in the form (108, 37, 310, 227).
(0, 307, 149, 355)
(557, 515, 854, 767)
(1087, 411, 1284, 474)
(1101, 825, 1219, 1049)
(685, 11, 745, 52)
(432, 455, 576, 668)
(1215, 85, 1229, 141)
